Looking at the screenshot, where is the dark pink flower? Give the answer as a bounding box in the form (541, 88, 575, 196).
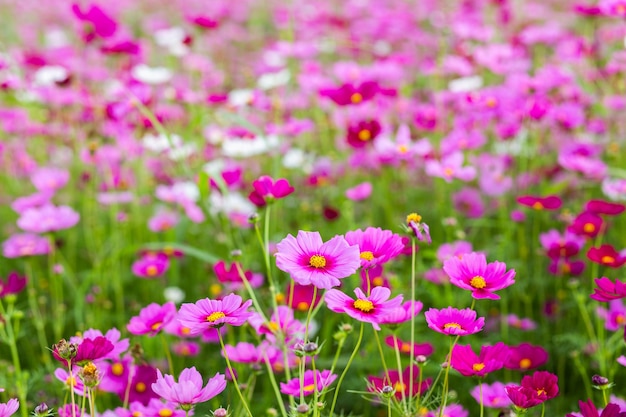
(568, 211, 604, 238)
(53, 336, 114, 367)
(505, 385, 545, 410)
(591, 277, 626, 302)
(177, 293, 253, 334)
(368, 365, 431, 400)
(587, 245, 626, 268)
(520, 371, 559, 400)
(0, 272, 27, 298)
(248, 175, 294, 207)
(585, 200, 625, 216)
(187, 15, 219, 29)
(71, 3, 117, 40)
(450, 342, 509, 377)
(517, 195, 562, 210)
(384, 336, 433, 357)
(131, 253, 170, 278)
(319, 81, 380, 106)
(567, 399, 626, 417)
(504, 343, 549, 371)
(443, 252, 516, 300)
(346, 120, 382, 148)
(325, 286, 403, 331)
(275, 231, 360, 290)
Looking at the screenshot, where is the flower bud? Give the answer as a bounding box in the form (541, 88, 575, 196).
(212, 407, 228, 417)
(296, 403, 309, 415)
(53, 339, 77, 360)
(33, 403, 53, 416)
(381, 385, 395, 398)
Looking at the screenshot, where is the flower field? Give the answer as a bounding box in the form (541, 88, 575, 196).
(1, 1, 626, 416)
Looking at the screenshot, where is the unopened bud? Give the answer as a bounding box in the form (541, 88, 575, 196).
(302, 342, 319, 355)
(296, 403, 309, 414)
(33, 403, 53, 416)
(53, 339, 77, 360)
(213, 407, 228, 417)
(381, 385, 395, 398)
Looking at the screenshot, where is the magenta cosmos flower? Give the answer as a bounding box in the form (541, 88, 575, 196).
(16, 204, 80, 233)
(344, 227, 405, 269)
(152, 367, 226, 410)
(424, 307, 485, 336)
(567, 399, 626, 417)
(280, 369, 337, 397)
(450, 342, 509, 377)
(248, 175, 295, 207)
(127, 302, 177, 336)
(275, 231, 360, 290)
(443, 252, 515, 300)
(177, 293, 253, 334)
(591, 277, 626, 302)
(325, 286, 403, 330)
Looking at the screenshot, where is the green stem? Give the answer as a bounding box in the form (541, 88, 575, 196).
(0, 301, 28, 417)
(479, 380, 484, 417)
(438, 336, 459, 417)
(218, 330, 254, 417)
(262, 351, 289, 417)
(161, 332, 174, 375)
(409, 238, 417, 409)
(328, 323, 365, 417)
(392, 336, 408, 414)
(24, 261, 52, 369)
(69, 362, 77, 417)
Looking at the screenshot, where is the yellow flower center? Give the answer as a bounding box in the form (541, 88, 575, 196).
(400, 343, 411, 353)
(297, 301, 310, 311)
(210, 283, 222, 296)
(519, 358, 532, 369)
(469, 276, 487, 289)
(360, 251, 374, 261)
(181, 327, 191, 335)
(472, 363, 485, 372)
(443, 322, 462, 330)
(536, 388, 547, 396)
(486, 97, 497, 108)
(275, 292, 285, 303)
(146, 265, 158, 276)
(159, 410, 173, 417)
(309, 255, 327, 268)
(406, 213, 422, 224)
(268, 321, 281, 332)
(66, 376, 76, 387)
(394, 382, 406, 392)
(372, 277, 384, 286)
(151, 321, 163, 331)
(206, 311, 226, 322)
(444, 167, 454, 177)
(135, 382, 146, 393)
(398, 145, 408, 154)
(601, 255, 615, 264)
(532, 202, 544, 210)
(583, 223, 595, 233)
(112, 362, 124, 376)
(358, 129, 372, 141)
(132, 412, 143, 417)
(303, 383, 316, 392)
(353, 299, 374, 312)
(350, 92, 363, 103)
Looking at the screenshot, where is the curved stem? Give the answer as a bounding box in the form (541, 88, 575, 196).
(218, 330, 254, 417)
(329, 323, 365, 417)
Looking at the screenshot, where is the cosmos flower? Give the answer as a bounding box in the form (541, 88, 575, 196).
(587, 245, 626, 268)
(346, 119, 382, 148)
(53, 336, 114, 367)
(591, 277, 626, 302)
(0, 399, 19, 417)
(450, 342, 509, 377)
(280, 370, 337, 397)
(567, 399, 626, 417)
(0, 272, 27, 298)
(2, 233, 50, 258)
(344, 227, 405, 269)
(443, 252, 516, 300)
(248, 175, 295, 207)
(131, 253, 170, 278)
(470, 381, 513, 408)
(152, 367, 226, 410)
(424, 307, 485, 336)
(517, 195, 562, 210)
(368, 365, 431, 400)
(325, 286, 403, 331)
(384, 336, 433, 357)
(275, 231, 361, 290)
(177, 293, 253, 334)
(16, 204, 80, 233)
(127, 302, 177, 336)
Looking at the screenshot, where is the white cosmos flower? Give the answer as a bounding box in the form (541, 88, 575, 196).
(33, 65, 68, 86)
(222, 134, 280, 158)
(131, 64, 173, 85)
(257, 68, 290, 90)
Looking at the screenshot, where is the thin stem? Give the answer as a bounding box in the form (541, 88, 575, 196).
(479, 380, 484, 417)
(218, 330, 254, 417)
(161, 332, 174, 376)
(68, 362, 77, 417)
(392, 336, 409, 415)
(329, 323, 365, 417)
(24, 261, 52, 369)
(409, 238, 417, 409)
(438, 336, 459, 417)
(373, 330, 391, 382)
(262, 351, 289, 417)
(0, 300, 28, 417)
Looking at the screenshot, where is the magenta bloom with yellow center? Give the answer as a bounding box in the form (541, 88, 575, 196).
(177, 293, 253, 335)
(424, 306, 485, 336)
(443, 252, 515, 300)
(325, 287, 403, 330)
(275, 231, 361, 290)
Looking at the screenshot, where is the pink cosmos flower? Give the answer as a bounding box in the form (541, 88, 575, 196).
(148, 210, 179, 232)
(71, 3, 117, 40)
(325, 286, 403, 330)
(152, 367, 226, 409)
(319, 81, 380, 106)
(127, 302, 177, 336)
(177, 293, 253, 334)
(520, 371, 559, 400)
(345, 182, 372, 201)
(223, 341, 280, 370)
(368, 365, 432, 400)
(54, 367, 85, 396)
(517, 195, 562, 210)
(424, 307, 485, 336)
(585, 199, 626, 216)
(587, 245, 626, 268)
(443, 252, 516, 300)
(2, 233, 50, 258)
(17, 204, 80, 233)
(280, 369, 337, 397)
(72, 328, 129, 360)
(450, 342, 509, 377)
(379, 300, 424, 325)
(470, 381, 512, 408)
(406, 213, 432, 244)
(567, 399, 626, 417)
(30, 167, 69, 193)
(505, 385, 545, 410)
(384, 336, 433, 357)
(131, 253, 170, 278)
(275, 231, 360, 290)
(0, 399, 19, 417)
(124, 364, 159, 405)
(346, 119, 382, 148)
(53, 336, 114, 367)
(248, 175, 295, 207)
(248, 306, 305, 345)
(591, 277, 626, 302)
(344, 227, 405, 269)
(425, 152, 476, 183)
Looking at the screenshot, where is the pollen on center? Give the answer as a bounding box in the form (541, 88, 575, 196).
(358, 129, 371, 141)
(146, 265, 158, 276)
(309, 254, 327, 268)
(469, 275, 487, 289)
(519, 358, 532, 369)
(353, 299, 374, 312)
(151, 321, 163, 331)
(350, 92, 363, 103)
(406, 213, 422, 224)
(601, 255, 615, 264)
(360, 251, 374, 261)
(583, 223, 596, 233)
(472, 362, 485, 372)
(303, 383, 316, 392)
(532, 201, 544, 210)
(206, 311, 226, 322)
(443, 322, 462, 330)
(111, 362, 124, 376)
